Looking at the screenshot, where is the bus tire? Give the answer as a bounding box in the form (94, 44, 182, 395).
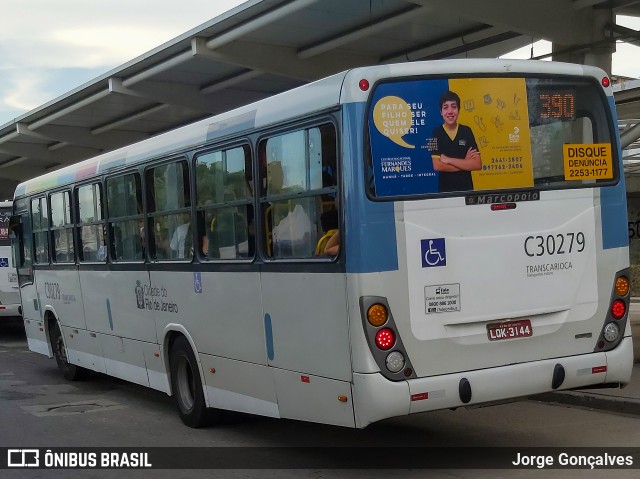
(52, 323, 86, 381)
(170, 336, 218, 428)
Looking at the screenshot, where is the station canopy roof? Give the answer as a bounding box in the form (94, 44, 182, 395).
(2, 0, 640, 199)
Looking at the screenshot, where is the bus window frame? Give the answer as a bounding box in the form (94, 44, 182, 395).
(74, 181, 107, 263)
(143, 155, 192, 262)
(193, 141, 255, 263)
(31, 195, 50, 265)
(256, 118, 340, 263)
(10, 201, 34, 286)
(105, 169, 145, 263)
(49, 189, 76, 265)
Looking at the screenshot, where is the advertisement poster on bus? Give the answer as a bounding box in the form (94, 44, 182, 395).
(368, 77, 534, 197)
(0, 209, 10, 240)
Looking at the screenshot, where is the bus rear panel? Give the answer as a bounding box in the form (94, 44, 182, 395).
(346, 63, 632, 427)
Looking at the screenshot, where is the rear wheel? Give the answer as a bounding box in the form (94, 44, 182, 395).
(51, 323, 85, 381)
(170, 336, 219, 428)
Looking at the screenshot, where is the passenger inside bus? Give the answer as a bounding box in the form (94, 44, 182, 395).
(170, 222, 191, 259)
(323, 229, 339, 256)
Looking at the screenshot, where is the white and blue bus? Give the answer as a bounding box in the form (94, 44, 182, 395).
(12, 59, 633, 428)
(0, 201, 21, 320)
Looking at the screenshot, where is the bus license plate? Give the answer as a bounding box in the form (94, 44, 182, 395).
(487, 319, 532, 341)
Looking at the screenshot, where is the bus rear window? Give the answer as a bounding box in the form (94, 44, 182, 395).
(366, 76, 616, 198)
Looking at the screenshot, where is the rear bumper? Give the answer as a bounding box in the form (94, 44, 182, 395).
(352, 336, 634, 428)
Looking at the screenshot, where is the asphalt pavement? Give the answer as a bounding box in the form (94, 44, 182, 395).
(533, 306, 640, 416)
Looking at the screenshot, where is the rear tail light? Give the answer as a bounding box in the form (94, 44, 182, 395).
(615, 276, 630, 296)
(603, 322, 620, 342)
(611, 299, 626, 319)
(367, 304, 388, 326)
(596, 270, 630, 352)
(385, 351, 405, 373)
(375, 328, 395, 350)
(360, 296, 416, 380)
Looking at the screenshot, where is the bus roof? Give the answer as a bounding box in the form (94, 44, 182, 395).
(14, 59, 608, 199)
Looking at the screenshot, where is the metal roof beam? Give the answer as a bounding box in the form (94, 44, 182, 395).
(0, 158, 28, 169)
(121, 51, 194, 87)
(19, 124, 105, 149)
(607, 23, 640, 48)
(0, 142, 100, 162)
(572, 0, 609, 8)
(0, 164, 49, 182)
(297, 4, 432, 60)
(407, 0, 593, 45)
(111, 78, 217, 113)
(194, 37, 377, 81)
(91, 105, 167, 136)
(622, 121, 640, 148)
(383, 25, 511, 63)
(201, 70, 262, 95)
(206, 0, 320, 50)
(27, 89, 111, 131)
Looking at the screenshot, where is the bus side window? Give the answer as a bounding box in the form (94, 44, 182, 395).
(195, 145, 254, 261)
(146, 159, 192, 261)
(260, 123, 338, 260)
(31, 197, 50, 264)
(77, 183, 106, 263)
(50, 190, 75, 264)
(106, 172, 144, 262)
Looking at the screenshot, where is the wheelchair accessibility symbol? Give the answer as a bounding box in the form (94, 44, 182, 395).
(0, 257, 8, 267)
(421, 239, 446, 268)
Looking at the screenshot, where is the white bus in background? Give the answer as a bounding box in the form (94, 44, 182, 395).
(0, 201, 21, 320)
(12, 59, 634, 428)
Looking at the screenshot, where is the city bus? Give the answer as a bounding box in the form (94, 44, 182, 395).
(0, 201, 21, 320)
(11, 59, 634, 428)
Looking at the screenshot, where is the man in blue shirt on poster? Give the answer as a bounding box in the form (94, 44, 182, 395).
(431, 90, 482, 192)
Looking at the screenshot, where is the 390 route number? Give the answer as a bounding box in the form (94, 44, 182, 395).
(524, 232, 585, 257)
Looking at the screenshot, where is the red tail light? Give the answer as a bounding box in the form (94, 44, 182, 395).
(611, 299, 626, 319)
(375, 328, 395, 350)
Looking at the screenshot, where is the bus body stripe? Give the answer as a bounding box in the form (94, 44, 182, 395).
(343, 103, 398, 274)
(601, 96, 629, 250)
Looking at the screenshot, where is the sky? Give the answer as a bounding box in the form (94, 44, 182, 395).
(0, 0, 246, 126)
(1, 2, 640, 127)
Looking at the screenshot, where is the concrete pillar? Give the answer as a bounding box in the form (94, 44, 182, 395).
(583, 8, 615, 75)
(551, 7, 614, 76)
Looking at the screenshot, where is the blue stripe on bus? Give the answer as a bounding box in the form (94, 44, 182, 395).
(343, 102, 398, 274)
(601, 96, 629, 250)
(264, 313, 274, 361)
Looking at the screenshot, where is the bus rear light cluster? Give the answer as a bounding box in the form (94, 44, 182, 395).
(360, 298, 416, 380)
(597, 271, 630, 350)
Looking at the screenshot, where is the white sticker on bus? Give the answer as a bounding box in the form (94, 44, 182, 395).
(424, 284, 460, 314)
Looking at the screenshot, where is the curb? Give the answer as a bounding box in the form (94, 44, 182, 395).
(530, 391, 640, 416)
